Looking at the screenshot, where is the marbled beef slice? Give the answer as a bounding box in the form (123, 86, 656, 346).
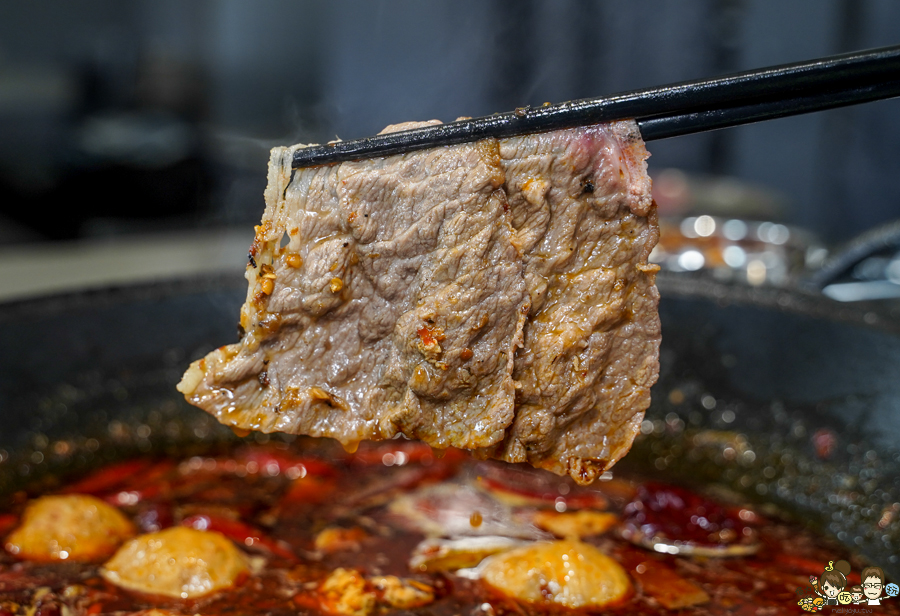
(178, 121, 529, 451)
(491, 122, 660, 483)
(179, 120, 659, 484)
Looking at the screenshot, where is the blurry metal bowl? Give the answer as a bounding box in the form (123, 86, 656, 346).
(650, 215, 827, 287)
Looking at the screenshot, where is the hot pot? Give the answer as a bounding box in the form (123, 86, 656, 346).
(0, 269, 898, 580)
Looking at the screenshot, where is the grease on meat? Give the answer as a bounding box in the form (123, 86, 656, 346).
(491, 123, 659, 482)
(180, 121, 528, 453)
(179, 120, 659, 483)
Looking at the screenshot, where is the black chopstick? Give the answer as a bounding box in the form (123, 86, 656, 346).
(292, 44, 900, 169)
(638, 78, 900, 141)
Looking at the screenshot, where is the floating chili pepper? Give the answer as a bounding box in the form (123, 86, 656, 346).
(181, 514, 297, 562)
(476, 462, 608, 510)
(59, 459, 155, 495)
(0, 513, 17, 537)
(621, 482, 759, 557)
(349, 441, 468, 467)
(236, 448, 336, 478)
(179, 449, 335, 480)
(103, 460, 177, 506)
(279, 475, 337, 506)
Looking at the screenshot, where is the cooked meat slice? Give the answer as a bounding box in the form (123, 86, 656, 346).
(179, 121, 529, 451)
(485, 122, 660, 483)
(179, 120, 659, 483)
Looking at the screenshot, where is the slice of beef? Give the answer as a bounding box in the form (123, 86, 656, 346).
(179, 120, 659, 483)
(486, 122, 660, 483)
(178, 121, 529, 451)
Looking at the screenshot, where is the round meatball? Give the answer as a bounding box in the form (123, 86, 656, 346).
(102, 527, 249, 599)
(5, 494, 135, 563)
(480, 540, 632, 609)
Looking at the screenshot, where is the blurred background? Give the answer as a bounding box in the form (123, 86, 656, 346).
(0, 0, 898, 300)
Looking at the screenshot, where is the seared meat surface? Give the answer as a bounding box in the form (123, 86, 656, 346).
(180, 121, 528, 452)
(491, 123, 660, 482)
(179, 120, 659, 483)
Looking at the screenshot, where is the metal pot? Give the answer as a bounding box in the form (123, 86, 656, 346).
(0, 270, 898, 578)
